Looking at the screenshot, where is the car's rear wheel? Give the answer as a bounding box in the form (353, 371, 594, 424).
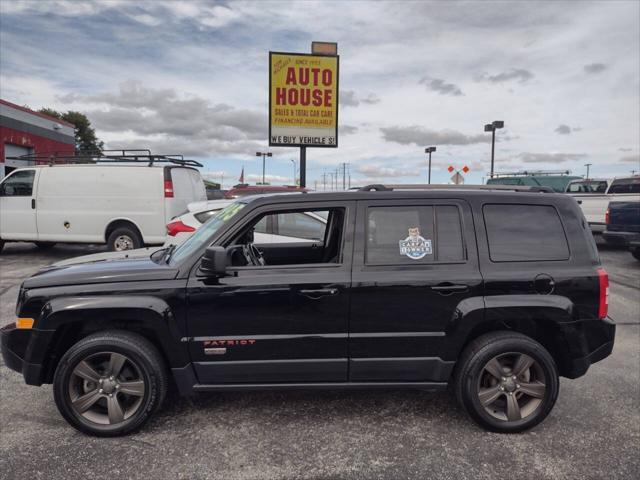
(107, 226, 142, 251)
(53, 331, 167, 436)
(454, 331, 559, 433)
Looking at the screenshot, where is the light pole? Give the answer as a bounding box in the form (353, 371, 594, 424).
(484, 120, 504, 178)
(425, 146, 436, 184)
(255, 151, 272, 185)
(290, 159, 296, 185)
(584, 163, 592, 179)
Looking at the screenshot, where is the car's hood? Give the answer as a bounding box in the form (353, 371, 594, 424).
(52, 247, 163, 267)
(24, 255, 178, 289)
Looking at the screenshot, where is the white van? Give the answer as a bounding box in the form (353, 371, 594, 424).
(0, 163, 207, 252)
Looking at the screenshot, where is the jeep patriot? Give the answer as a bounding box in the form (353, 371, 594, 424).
(1, 186, 615, 436)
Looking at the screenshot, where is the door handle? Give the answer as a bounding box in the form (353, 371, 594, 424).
(299, 288, 339, 299)
(31, 198, 36, 209)
(431, 283, 469, 295)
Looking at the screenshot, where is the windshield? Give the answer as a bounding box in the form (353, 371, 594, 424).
(169, 201, 246, 265)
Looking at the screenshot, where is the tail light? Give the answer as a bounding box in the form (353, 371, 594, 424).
(605, 209, 610, 225)
(166, 220, 195, 237)
(164, 180, 174, 198)
(597, 267, 609, 320)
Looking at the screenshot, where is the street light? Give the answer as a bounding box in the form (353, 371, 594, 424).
(290, 159, 296, 185)
(425, 146, 437, 184)
(255, 151, 272, 185)
(484, 120, 504, 178)
(584, 163, 592, 179)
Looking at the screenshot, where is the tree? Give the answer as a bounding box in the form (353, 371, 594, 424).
(38, 108, 104, 153)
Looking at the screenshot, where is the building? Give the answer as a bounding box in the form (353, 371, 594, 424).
(0, 99, 76, 177)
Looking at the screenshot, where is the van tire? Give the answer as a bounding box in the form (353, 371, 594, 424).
(35, 242, 57, 250)
(0, 240, 4, 254)
(107, 226, 142, 251)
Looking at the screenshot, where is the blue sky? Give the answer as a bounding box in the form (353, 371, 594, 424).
(1, 0, 638, 188)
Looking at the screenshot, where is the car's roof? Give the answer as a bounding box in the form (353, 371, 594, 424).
(236, 187, 567, 207)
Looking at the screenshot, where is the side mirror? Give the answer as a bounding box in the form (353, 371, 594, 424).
(200, 246, 228, 277)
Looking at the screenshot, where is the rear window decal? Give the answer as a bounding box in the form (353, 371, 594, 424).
(399, 227, 432, 260)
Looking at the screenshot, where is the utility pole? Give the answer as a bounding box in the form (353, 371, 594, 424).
(341, 162, 348, 190)
(321, 171, 327, 191)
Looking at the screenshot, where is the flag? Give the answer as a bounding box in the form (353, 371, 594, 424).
(239, 166, 244, 183)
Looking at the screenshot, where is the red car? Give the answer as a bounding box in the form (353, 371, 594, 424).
(224, 184, 308, 198)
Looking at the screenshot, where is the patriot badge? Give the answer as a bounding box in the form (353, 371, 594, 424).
(399, 227, 432, 260)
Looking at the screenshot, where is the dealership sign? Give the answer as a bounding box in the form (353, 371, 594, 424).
(269, 52, 339, 148)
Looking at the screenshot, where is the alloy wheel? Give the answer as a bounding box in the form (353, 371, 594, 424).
(68, 352, 146, 425)
(477, 352, 547, 422)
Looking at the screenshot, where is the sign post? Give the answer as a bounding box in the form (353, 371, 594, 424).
(448, 165, 470, 185)
(269, 46, 339, 188)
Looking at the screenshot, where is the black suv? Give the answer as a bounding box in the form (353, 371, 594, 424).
(1, 186, 615, 436)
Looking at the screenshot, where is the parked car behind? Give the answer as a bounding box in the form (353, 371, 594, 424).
(0, 161, 207, 253)
(568, 175, 640, 234)
(165, 197, 326, 246)
(603, 200, 640, 260)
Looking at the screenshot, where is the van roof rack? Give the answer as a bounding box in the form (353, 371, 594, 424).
(358, 184, 554, 193)
(489, 170, 571, 178)
(7, 149, 203, 168)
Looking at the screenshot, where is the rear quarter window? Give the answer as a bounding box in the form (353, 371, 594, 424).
(483, 204, 569, 262)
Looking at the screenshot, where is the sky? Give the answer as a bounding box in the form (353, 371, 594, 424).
(1, 0, 639, 188)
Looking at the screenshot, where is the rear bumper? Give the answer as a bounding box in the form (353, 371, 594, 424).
(1, 323, 54, 386)
(603, 230, 640, 247)
(561, 318, 616, 379)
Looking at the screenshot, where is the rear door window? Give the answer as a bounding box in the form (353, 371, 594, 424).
(483, 204, 569, 262)
(365, 205, 465, 264)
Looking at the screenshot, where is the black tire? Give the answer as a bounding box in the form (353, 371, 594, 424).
(34, 241, 57, 250)
(107, 226, 142, 251)
(53, 330, 168, 437)
(454, 331, 559, 433)
(0, 240, 4, 254)
(631, 248, 640, 261)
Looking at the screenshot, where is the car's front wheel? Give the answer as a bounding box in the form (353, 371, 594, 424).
(53, 331, 168, 436)
(454, 331, 559, 433)
(631, 247, 640, 261)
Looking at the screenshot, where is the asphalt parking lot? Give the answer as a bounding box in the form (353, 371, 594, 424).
(0, 241, 638, 480)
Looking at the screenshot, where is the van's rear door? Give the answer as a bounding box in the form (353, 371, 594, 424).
(164, 167, 207, 222)
(0, 168, 40, 241)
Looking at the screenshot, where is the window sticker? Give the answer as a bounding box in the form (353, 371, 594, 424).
(399, 227, 432, 260)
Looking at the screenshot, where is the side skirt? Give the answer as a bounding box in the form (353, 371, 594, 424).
(193, 382, 447, 393)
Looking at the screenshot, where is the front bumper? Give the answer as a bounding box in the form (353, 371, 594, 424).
(561, 317, 616, 379)
(1, 323, 55, 386)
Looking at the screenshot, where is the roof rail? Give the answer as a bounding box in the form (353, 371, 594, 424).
(358, 184, 554, 193)
(6, 149, 203, 168)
